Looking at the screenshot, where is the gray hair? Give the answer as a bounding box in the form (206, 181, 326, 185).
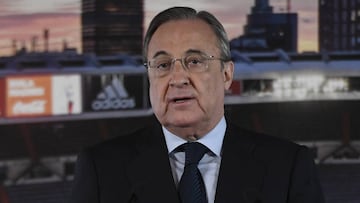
(143, 7, 231, 62)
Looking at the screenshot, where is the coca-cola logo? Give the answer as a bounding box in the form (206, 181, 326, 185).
(12, 100, 47, 115)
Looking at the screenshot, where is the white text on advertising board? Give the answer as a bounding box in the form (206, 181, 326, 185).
(12, 100, 47, 115)
(91, 77, 136, 110)
(8, 79, 45, 97)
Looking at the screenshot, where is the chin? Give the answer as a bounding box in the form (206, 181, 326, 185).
(166, 117, 201, 128)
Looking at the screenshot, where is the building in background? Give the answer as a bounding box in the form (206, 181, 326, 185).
(81, 0, 144, 56)
(230, 0, 298, 53)
(319, 0, 360, 52)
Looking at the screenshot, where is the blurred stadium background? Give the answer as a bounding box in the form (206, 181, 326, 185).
(0, 50, 360, 202)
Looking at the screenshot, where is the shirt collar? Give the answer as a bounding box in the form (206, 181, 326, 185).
(163, 116, 226, 157)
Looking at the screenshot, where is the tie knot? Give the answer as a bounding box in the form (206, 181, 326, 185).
(182, 142, 208, 165)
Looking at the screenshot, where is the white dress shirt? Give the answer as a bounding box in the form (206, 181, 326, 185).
(163, 117, 226, 203)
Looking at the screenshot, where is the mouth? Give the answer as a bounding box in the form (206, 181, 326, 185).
(172, 97, 193, 103)
(167, 95, 195, 104)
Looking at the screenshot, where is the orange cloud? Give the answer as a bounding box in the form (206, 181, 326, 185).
(1, 0, 318, 56)
(0, 13, 80, 56)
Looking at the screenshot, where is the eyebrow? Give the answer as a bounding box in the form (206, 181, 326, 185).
(151, 49, 206, 59)
(152, 51, 170, 59)
(185, 49, 204, 55)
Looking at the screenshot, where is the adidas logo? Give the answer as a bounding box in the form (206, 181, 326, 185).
(91, 77, 136, 110)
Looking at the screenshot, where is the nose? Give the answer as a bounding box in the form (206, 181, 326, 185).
(172, 58, 186, 72)
(169, 59, 190, 87)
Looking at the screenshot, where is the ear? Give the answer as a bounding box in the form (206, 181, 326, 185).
(223, 61, 234, 90)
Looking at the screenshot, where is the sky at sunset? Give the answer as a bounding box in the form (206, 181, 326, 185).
(0, 0, 318, 56)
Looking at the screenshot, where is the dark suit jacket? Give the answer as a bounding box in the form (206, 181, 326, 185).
(70, 121, 324, 203)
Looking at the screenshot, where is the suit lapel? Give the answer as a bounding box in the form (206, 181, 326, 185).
(215, 124, 265, 203)
(126, 124, 180, 203)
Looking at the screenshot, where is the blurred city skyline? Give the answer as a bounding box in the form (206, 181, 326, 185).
(0, 0, 318, 56)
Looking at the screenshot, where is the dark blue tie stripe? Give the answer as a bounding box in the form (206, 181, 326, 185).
(178, 142, 208, 203)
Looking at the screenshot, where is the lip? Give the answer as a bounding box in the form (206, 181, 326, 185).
(168, 96, 195, 103)
(166, 94, 196, 105)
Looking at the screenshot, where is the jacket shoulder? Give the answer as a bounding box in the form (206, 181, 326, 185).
(226, 122, 308, 160)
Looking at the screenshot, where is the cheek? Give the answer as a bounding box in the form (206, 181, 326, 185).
(149, 84, 159, 107)
(202, 74, 223, 93)
(149, 80, 166, 109)
(198, 75, 224, 104)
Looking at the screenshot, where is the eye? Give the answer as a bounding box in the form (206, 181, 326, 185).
(157, 62, 171, 69)
(185, 54, 206, 67)
(152, 58, 172, 70)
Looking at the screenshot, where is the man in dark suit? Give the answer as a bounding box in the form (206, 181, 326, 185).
(71, 7, 324, 203)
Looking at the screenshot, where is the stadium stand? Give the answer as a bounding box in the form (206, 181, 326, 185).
(319, 164, 360, 203)
(0, 125, 28, 160)
(0, 185, 10, 203)
(29, 121, 101, 157)
(6, 181, 73, 203)
(2, 51, 360, 202)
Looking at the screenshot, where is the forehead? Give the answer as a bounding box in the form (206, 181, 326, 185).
(147, 19, 219, 58)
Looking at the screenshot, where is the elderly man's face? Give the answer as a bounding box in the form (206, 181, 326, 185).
(147, 19, 233, 139)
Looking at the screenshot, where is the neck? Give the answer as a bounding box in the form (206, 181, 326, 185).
(165, 116, 223, 141)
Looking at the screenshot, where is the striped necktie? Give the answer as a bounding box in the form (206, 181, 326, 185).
(178, 142, 208, 203)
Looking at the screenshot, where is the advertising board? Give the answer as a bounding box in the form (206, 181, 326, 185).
(4, 74, 82, 118)
(6, 75, 52, 117)
(0, 78, 4, 117)
(52, 75, 82, 115)
(83, 73, 147, 112)
(227, 80, 242, 95)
